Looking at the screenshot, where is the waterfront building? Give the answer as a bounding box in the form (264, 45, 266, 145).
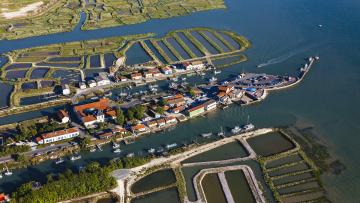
(165, 94, 185, 107)
(165, 116, 177, 124)
(187, 104, 205, 118)
(78, 82, 87, 90)
(87, 80, 97, 88)
(113, 126, 127, 135)
(131, 72, 143, 80)
(98, 132, 113, 139)
(143, 70, 153, 78)
(73, 98, 116, 128)
(149, 68, 161, 77)
(62, 84, 70, 95)
(120, 76, 128, 82)
(146, 120, 157, 128)
(131, 124, 146, 133)
(161, 66, 173, 75)
(156, 118, 166, 127)
(171, 105, 186, 113)
(57, 110, 70, 124)
(203, 99, 217, 111)
(95, 74, 111, 86)
(35, 127, 79, 144)
(218, 85, 235, 94)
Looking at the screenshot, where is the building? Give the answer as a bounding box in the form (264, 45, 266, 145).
(143, 71, 153, 78)
(189, 61, 205, 70)
(147, 120, 157, 128)
(98, 132, 113, 139)
(161, 66, 173, 75)
(95, 74, 110, 86)
(131, 73, 143, 80)
(131, 124, 146, 133)
(88, 80, 97, 88)
(156, 118, 166, 127)
(149, 68, 161, 77)
(78, 82, 87, 90)
(35, 127, 79, 144)
(171, 105, 185, 113)
(203, 99, 217, 111)
(218, 85, 235, 94)
(120, 76, 128, 82)
(165, 94, 185, 107)
(187, 104, 205, 118)
(113, 126, 127, 135)
(62, 84, 70, 95)
(57, 110, 70, 123)
(73, 98, 116, 128)
(165, 116, 177, 124)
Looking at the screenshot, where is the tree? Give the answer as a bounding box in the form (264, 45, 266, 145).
(189, 89, 196, 98)
(12, 153, 27, 162)
(155, 106, 164, 114)
(134, 105, 145, 120)
(15, 123, 37, 141)
(158, 99, 167, 106)
(126, 108, 135, 121)
(115, 107, 125, 126)
(79, 137, 90, 149)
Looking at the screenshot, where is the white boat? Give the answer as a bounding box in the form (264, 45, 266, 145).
(126, 153, 135, 158)
(172, 77, 179, 82)
(113, 149, 122, 153)
(112, 142, 120, 149)
(231, 125, 241, 134)
(217, 126, 225, 137)
(214, 70, 221, 75)
(70, 154, 81, 161)
(209, 76, 217, 83)
(55, 158, 65, 164)
(4, 166, 12, 176)
(241, 123, 255, 132)
(166, 143, 177, 149)
(96, 144, 103, 151)
(148, 148, 155, 154)
(315, 56, 320, 60)
(0, 174, 2, 179)
(201, 132, 212, 138)
(89, 148, 96, 153)
(181, 77, 187, 81)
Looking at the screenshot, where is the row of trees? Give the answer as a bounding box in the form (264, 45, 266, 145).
(115, 105, 146, 126)
(14, 121, 68, 142)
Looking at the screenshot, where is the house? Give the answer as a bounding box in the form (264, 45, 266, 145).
(149, 109, 161, 118)
(131, 124, 146, 133)
(113, 126, 127, 135)
(218, 85, 234, 94)
(98, 132, 113, 139)
(156, 118, 166, 127)
(87, 80, 97, 88)
(149, 68, 161, 77)
(232, 89, 244, 99)
(95, 74, 110, 86)
(57, 110, 70, 123)
(0, 193, 10, 202)
(165, 94, 185, 107)
(143, 71, 153, 78)
(171, 105, 185, 114)
(146, 120, 157, 128)
(190, 87, 203, 98)
(62, 84, 70, 95)
(165, 116, 177, 124)
(189, 61, 205, 70)
(35, 127, 79, 144)
(73, 98, 116, 128)
(78, 82, 87, 90)
(181, 62, 193, 70)
(187, 104, 205, 118)
(161, 66, 173, 75)
(120, 76, 128, 82)
(131, 73, 143, 80)
(203, 99, 217, 111)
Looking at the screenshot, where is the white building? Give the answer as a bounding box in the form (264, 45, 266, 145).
(57, 110, 70, 124)
(203, 99, 217, 111)
(88, 80, 97, 88)
(95, 75, 111, 86)
(36, 127, 79, 144)
(62, 84, 70, 95)
(161, 66, 173, 75)
(79, 82, 87, 90)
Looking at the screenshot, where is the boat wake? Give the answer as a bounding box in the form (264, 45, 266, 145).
(257, 45, 318, 68)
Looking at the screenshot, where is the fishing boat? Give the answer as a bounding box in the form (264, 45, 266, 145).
(166, 143, 177, 150)
(96, 144, 103, 151)
(89, 148, 96, 153)
(217, 126, 225, 137)
(112, 142, 120, 149)
(70, 154, 81, 161)
(201, 132, 212, 138)
(231, 125, 241, 134)
(113, 149, 122, 153)
(214, 70, 221, 75)
(147, 148, 155, 154)
(209, 76, 217, 83)
(4, 165, 12, 176)
(241, 123, 255, 132)
(55, 158, 65, 164)
(126, 153, 135, 158)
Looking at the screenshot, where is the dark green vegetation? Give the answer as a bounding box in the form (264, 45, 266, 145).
(12, 162, 117, 203)
(0, 0, 225, 40)
(131, 169, 176, 194)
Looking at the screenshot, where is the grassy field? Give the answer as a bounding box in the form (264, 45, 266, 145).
(0, 0, 225, 40)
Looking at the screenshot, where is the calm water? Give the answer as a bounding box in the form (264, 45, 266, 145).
(0, 0, 359, 201)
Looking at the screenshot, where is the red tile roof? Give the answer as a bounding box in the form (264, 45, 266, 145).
(40, 127, 79, 139)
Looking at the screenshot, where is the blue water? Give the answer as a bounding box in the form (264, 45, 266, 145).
(0, 0, 359, 201)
